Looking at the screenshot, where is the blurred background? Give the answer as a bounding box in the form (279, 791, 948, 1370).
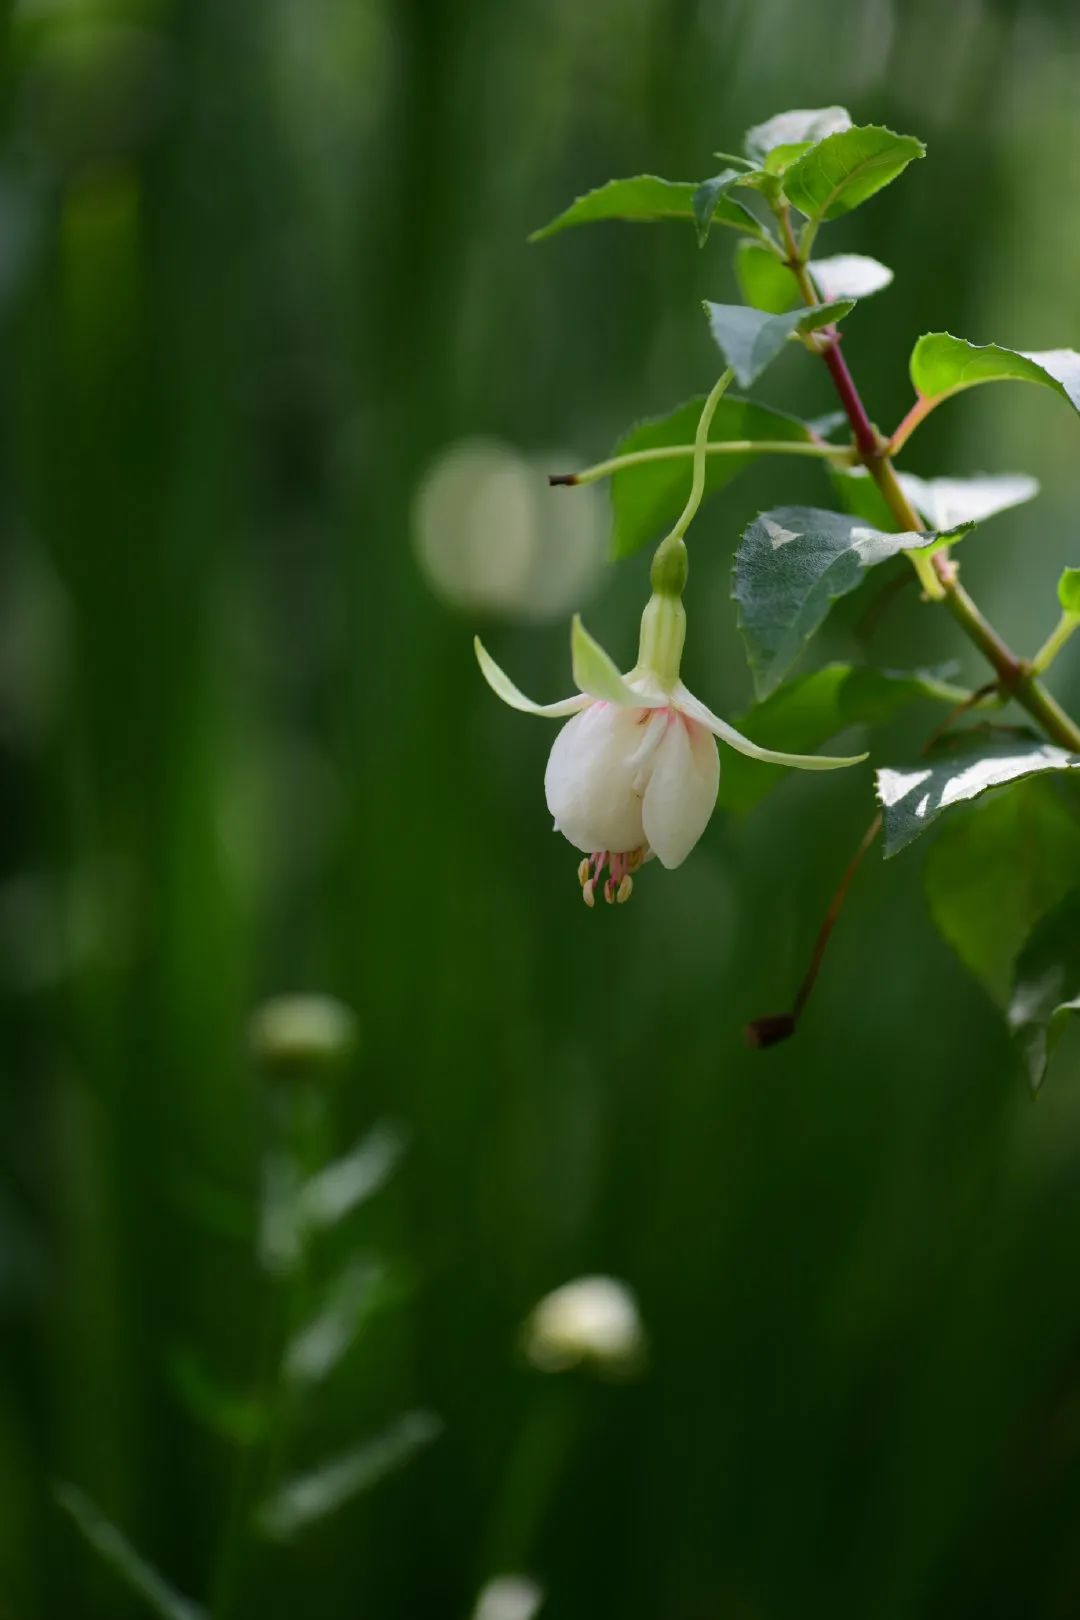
(4, 0, 1080, 1615)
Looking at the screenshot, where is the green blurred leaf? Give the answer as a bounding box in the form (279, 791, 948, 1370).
(877, 737, 1080, 856)
(733, 506, 971, 697)
(717, 663, 968, 813)
(924, 781, 1080, 1005)
(782, 125, 925, 220)
(167, 1348, 267, 1445)
(529, 176, 746, 242)
(1059, 567, 1080, 614)
(256, 1411, 442, 1541)
(1009, 890, 1080, 1092)
(743, 106, 852, 167)
(808, 253, 893, 300)
(55, 1484, 205, 1620)
(910, 334, 1080, 415)
(283, 1258, 396, 1387)
(703, 299, 854, 388)
(609, 393, 814, 560)
(298, 1121, 407, 1235)
(693, 170, 760, 243)
(734, 239, 798, 313)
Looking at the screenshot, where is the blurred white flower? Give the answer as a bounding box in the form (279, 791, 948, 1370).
(248, 994, 357, 1071)
(413, 438, 604, 621)
(523, 1275, 645, 1375)
(471, 1574, 545, 1620)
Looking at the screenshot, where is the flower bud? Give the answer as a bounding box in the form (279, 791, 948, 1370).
(248, 994, 358, 1076)
(471, 1576, 544, 1620)
(522, 1275, 645, 1376)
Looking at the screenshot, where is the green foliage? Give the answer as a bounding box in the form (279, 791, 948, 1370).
(735, 240, 798, 313)
(924, 782, 1080, 1003)
(529, 175, 748, 242)
(910, 334, 1080, 414)
(693, 171, 761, 243)
(609, 394, 815, 559)
(1008, 890, 1080, 1091)
(743, 106, 852, 168)
(733, 506, 970, 697)
(876, 737, 1080, 856)
(833, 468, 1039, 531)
(56, 1486, 205, 1620)
(781, 126, 925, 220)
(1059, 567, 1080, 614)
(718, 663, 967, 812)
(703, 299, 854, 388)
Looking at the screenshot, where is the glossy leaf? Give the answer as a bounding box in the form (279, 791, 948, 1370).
(609, 394, 815, 560)
(743, 106, 852, 167)
(808, 253, 893, 301)
(910, 334, 1080, 416)
(1009, 890, 1080, 1091)
(833, 467, 1039, 532)
(733, 505, 971, 697)
(782, 125, 925, 220)
(717, 663, 968, 813)
(256, 1411, 442, 1541)
(56, 1484, 205, 1620)
(924, 781, 1080, 1003)
(703, 299, 854, 388)
(529, 175, 748, 243)
(734, 239, 798, 313)
(877, 736, 1080, 856)
(1059, 567, 1080, 615)
(693, 170, 759, 243)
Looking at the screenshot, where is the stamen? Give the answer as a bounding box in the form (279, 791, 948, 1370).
(582, 878, 595, 908)
(616, 875, 633, 903)
(577, 858, 590, 888)
(603, 878, 617, 904)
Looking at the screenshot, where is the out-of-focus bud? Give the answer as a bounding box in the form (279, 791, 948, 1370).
(522, 1275, 645, 1376)
(248, 994, 357, 1076)
(471, 1575, 544, 1620)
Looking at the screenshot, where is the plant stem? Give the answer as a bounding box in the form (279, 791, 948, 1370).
(1032, 611, 1080, 675)
(888, 394, 936, 454)
(549, 436, 847, 488)
(777, 214, 1080, 754)
(668, 369, 734, 543)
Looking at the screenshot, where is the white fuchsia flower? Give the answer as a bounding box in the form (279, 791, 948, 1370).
(475, 545, 865, 905)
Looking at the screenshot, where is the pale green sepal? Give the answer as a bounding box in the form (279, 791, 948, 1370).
(474, 637, 589, 718)
(676, 685, 867, 770)
(570, 615, 664, 707)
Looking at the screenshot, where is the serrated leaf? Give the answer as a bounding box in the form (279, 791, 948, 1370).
(924, 781, 1080, 1005)
(1058, 567, 1080, 615)
(733, 505, 970, 697)
(809, 253, 893, 301)
(743, 106, 852, 167)
(877, 736, 1080, 856)
(782, 125, 925, 221)
(528, 175, 747, 243)
(717, 663, 968, 813)
(256, 1411, 442, 1541)
(734, 239, 798, 314)
(1009, 890, 1080, 1091)
(55, 1485, 205, 1620)
(693, 170, 759, 243)
(609, 394, 815, 560)
(703, 299, 854, 389)
(832, 467, 1039, 532)
(910, 334, 1080, 416)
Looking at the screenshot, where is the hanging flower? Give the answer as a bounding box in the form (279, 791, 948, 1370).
(475, 546, 865, 904)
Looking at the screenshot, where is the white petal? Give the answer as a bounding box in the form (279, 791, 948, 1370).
(571, 615, 665, 708)
(674, 683, 867, 770)
(544, 703, 651, 854)
(475, 637, 590, 717)
(642, 715, 719, 868)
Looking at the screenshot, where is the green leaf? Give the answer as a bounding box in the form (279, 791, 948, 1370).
(256, 1411, 442, 1541)
(782, 125, 925, 221)
(1009, 890, 1080, 1091)
(610, 394, 815, 560)
(808, 253, 893, 300)
(734, 240, 799, 314)
(529, 175, 748, 243)
(831, 467, 1039, 532)
(693, 170, 759, 243)
(283, 1258, 396, 1386)
(717, 663, 968, 813)
(733, 505, 971, 697)
(298, 1121, 407, 1234)
(910, 334, 1080, 416)
(924, 781, 1080, 1005)
(703, 299, 854, 389)
(1058, 567, 1080, 615)
(166, 1347, 267, 1445)
(56, 1484, 206, 1620)
(876, 736, 1080, 856)
(743, 106, 852, 167)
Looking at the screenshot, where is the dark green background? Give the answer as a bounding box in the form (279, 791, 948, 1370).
(4, 0, 1080, 1616)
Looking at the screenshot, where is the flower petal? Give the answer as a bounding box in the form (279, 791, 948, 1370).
(642, 715, 720, 869)
(571, 615, 665, 708)
(675, 685, 867, 771)
(544, 704, 650, 854)
(475, 637, 590, 717)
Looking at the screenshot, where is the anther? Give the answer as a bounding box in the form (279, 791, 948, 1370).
(616, 875, 633, 904)
(577, 858, 590, 888)
(582, 879, 595, 908)
(604, 878, 617, 904)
